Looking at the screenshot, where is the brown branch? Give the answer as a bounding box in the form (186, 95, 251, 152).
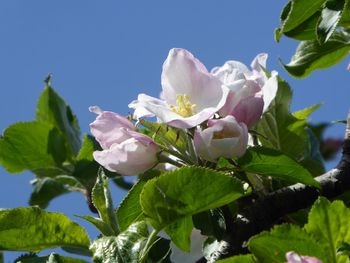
(204, 113, 350, 262)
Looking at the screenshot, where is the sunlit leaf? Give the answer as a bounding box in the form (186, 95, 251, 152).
(36, 78, 81, 157)
(0, 207, 90, 252)
(92, 169, 119, 235)
(116, 170, 159, 232)
(305, 197, 350, 263)
(164, 216, 193, 252)
(237, 147, 320, 188)
(90, 221, 148, 263)
(283, 31, 350, 78)
(140, 166, 244, 230)
(0, 121, 66, 173)
(317, 0, 345, 43)
(248, 224, 328, 263)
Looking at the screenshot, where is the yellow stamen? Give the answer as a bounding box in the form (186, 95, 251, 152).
(169, 94, 196, 117)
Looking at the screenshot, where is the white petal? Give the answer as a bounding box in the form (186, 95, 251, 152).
(161, 48, 225, 111)
(262, 72, 278, 112)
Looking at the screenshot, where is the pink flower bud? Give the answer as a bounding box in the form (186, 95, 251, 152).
(89, 106, 136, 150)
(194, 116, 248, 162)
(89, 107, 159, 175)
(286, 251, 323, 263)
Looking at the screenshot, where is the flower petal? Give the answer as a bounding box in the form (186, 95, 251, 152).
(262, 71, 278, 112)
(161, 48, 227, 111)
(194, 116, 248, 161)
(90, 110, 135, 149)
(231, 94, 264, 128)
(93, 136, 159, 175)
(130, 89, 229, 129)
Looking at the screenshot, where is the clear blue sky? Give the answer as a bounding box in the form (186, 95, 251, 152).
(0, 1, 349, 261)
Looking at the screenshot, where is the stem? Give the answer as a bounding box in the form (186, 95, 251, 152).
(140, 229, 159, 263)
(158, 152, 183, 167)
(160, 145, 194, 165)
(185, 129, 198, 165)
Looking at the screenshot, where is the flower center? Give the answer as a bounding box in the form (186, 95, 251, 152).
(169, 94, 196, 117)
(213, 130, 226, 139)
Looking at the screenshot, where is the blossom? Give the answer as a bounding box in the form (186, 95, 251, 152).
(90, 107, 159, 175)
(89, 106, 136, 149)
(211, 53, 278, 127)
(193, 116, 248, 162)
(129, 48, 230, 129)
(286, 252, 323, 263)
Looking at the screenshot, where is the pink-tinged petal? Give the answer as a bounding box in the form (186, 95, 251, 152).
(286, 252, 323, 263)
(194, 116, 248, 162)
(213, 53, 277, 125)
(231, 95, 264, 128)
(89, 110, 135, 150)
(219, 80, 262, 126)
(93, 135, 159, 176)
(161, 48, 227, 112)
(129, 48, 230, 128)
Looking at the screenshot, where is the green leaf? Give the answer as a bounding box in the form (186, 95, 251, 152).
(0, 252, 3, 263)
(0, 121, 66, 173)
(237, 147, 320, 188)
(140, 166, 244, 230)
(279, 0, 327, 33)
(299, 129, 325, 176)
(146, 237, 171, 263)
(36, 80, 81, 157)
(248, 224, 328, 263)
(293, 104, 322, 120)
(76, 215, 114, 236)
(254, 79, 308, 161)
(116, 170, 159, 232)
(14, 253, 89, 263)
(164, 216, 193, 252)
(339, 0, 350, 26)
(72, 135, 101, 189)
(283, 31, 350, 78)
(283, 12, 320, 41)
(317, 0, 346, 43)
(76, 134, 99, 162)
(193, 209, 226, 240)
(305, 197, 350, 263)
(90, 221, 148, 263)
(29, 177, 69, 208)
(92, 169, 119, 235)
(0, 207, 90, 252)
(216, 254, 256, 263)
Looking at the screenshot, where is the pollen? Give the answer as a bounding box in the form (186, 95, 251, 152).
(169, 94, 196, 117)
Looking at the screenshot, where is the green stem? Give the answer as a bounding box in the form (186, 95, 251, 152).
(160, 145, 194, 165)
(185, 129, 198, 165)
(158, 152, 183, 167)
(140, 229, 159, 263)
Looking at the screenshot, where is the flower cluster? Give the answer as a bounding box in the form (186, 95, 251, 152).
(90, 48, 277, 175)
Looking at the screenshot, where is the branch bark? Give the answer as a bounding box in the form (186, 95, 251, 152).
(205, 113, 350, 262)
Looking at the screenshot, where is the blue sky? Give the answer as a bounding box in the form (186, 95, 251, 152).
(0, 1, 349, 261)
